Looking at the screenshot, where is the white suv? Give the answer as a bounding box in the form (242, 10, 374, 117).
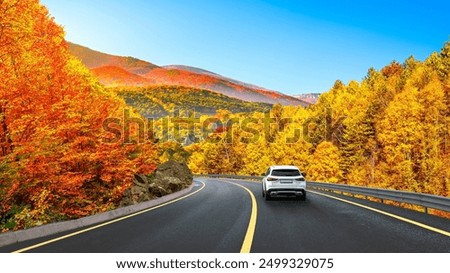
(262, 165, 306, 200)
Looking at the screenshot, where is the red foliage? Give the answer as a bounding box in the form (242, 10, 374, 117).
(92, 65, 151, 86)
(143, 68, 220, 86)
(0, 0, 157, 228)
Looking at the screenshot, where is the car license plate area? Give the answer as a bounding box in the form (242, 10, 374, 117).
(280, 179, 293, 183)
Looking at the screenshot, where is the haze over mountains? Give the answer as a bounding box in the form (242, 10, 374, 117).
(68, 43, 310, 107)
(293, 93, 321, 104)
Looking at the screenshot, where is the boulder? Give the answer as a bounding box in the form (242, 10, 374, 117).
(120, 160, 193, 206)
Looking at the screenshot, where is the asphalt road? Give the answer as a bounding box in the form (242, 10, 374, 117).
(1, 178, 449, 253)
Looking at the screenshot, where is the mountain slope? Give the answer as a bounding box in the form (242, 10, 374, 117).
(68, 42, 159, 75)
(114, 86, 271, 119)
(163, 64, 275, 91)
(91, 66, 151, 87)
(69, 42, 310, 107)
(142, 67, 306, 106)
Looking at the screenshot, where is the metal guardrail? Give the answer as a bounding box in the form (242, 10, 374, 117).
(197, 174, 450, 213)
(204, 174, 263, 181)
(307, 181, 450, 213)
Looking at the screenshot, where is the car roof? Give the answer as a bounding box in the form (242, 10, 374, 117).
(270, 165, 299, 170)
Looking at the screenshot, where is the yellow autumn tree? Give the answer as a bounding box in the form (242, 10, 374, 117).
(307, 141, 342, 182)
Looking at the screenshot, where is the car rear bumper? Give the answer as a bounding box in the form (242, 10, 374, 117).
(267, 188, 306, 197)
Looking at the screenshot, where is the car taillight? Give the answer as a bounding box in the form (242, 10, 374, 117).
(267, 177, 278, 181)
(295, 177, 306, 181)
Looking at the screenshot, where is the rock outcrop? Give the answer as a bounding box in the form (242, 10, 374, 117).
(120, 160, 193, 206)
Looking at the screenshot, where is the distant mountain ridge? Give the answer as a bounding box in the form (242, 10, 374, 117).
(69, 43, 158, 75)
(68, 42, 310, 107)
(293, 93, 321, 104)
(163, 65, 277, 92)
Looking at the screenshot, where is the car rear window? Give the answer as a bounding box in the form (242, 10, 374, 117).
(271, 169, 301, 176)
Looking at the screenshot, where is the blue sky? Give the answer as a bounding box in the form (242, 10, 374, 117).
(41, 0, 450, 95)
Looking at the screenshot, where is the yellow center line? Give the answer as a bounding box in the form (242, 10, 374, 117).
(309, 190, 450, 237)
(13, 181, 206, 253)
(221, 180, 258, 253)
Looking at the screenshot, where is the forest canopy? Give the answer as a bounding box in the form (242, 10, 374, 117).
(187, 43, 450, 198)
(1, 0, 449, 231)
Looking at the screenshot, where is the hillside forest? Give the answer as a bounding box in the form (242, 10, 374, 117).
(0, 0, 449, 231)
(186, 50, 450, 198)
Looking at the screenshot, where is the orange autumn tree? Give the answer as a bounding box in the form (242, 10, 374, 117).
(0, 0, 156, 230)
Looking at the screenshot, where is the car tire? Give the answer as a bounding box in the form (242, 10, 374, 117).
(265, 192, 271, 200)
(299, 192, 306, 201)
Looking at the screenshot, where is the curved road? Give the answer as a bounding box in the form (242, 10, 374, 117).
(1, 178, 449, 253)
